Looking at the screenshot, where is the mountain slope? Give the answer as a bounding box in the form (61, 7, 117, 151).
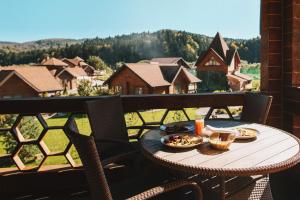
(0, 30, 260, 66)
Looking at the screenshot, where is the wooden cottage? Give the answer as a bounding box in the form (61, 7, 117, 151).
(55, 67, 88, 92)
(0, 66, 63, 98)
(104, 63, 200, 95)
(62, 56, 96, 76)
(195, 32, 252, 91)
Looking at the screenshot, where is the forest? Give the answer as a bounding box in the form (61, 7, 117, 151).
(0, 29, 260, 67)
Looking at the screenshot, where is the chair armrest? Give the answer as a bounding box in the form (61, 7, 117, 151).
(127, 180, 203, 200)
(102, 150, 140, 166)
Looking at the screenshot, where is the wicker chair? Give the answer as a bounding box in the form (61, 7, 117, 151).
(67, 126, 203, 200)
(85, 95, 136, 159)
(241, 92, 273, 124)
(84, 96, 148, 182)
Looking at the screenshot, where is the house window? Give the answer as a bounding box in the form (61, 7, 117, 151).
(205, 57, 220, 66)
(135, 87, 143, 95)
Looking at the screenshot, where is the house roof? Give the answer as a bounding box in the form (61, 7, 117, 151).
(62, 57, 89, 67)
(233, 71, 252, 81)
(0, 66, 63, 92)
(104, 63, 201, 87)
(62, 58, 79, 67)
(126, 63, 171, 87)
(195, 32, 241, 68)
(41, 57, 68, 67)
(151, 57, 182, 64)
(150, 57, 191, 68)
(195, 48, 226, 66)
(181, 68, 201, 83)
(209, 32, 230, 59)
(74, 56, 84, 62)
(226, 49, 236, 65)
(57, 67, 88, 78)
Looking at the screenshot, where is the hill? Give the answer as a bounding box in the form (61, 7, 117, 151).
(0, 30, 260, 66)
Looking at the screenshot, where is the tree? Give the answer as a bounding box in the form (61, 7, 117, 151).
(77, 79, 94, 96)
(86, 56, 109, 70)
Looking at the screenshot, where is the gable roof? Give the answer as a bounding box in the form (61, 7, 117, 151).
(126, 63, 171, 87)
(57, 67, 88, 78)
(226, 49, 236, 65)
(62, 58, 79, 67)
(233, 71, 252, 81)
(150, 57, 191, 68)
(62, 56, 89, 67)
(209, 32, 229, 59)
(181, 68, 201, 83)
(74, 56, 84, 62)
(195, 48, 226, 66)
(151, 57, 182, 64)
(41, 57, 68, 67)
(0, 66, 63, 92)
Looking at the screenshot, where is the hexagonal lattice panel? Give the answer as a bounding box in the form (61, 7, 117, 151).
(163, 110, 189, 124)
(138, 109, 167, 124)
(40, 129, 70, 155)
(13, 144, 45, 171)
(12, 115, 46, 142)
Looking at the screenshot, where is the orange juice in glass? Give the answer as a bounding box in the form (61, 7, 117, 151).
(195, 119, 204, 136)
(195, 110, 204, 136)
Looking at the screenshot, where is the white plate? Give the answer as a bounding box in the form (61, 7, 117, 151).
(234, 128, 259, 139)
(160, 133, 203, 149)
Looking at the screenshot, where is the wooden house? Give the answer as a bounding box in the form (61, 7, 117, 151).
(195, 32, 252, 91)
(55, 67, 88, 92)
(0, 66, 63, 98)
(104, 63, 200, 95)
(62, 56, 96, 76)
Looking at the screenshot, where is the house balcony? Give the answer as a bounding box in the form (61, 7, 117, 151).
(0, 91, 300, 199)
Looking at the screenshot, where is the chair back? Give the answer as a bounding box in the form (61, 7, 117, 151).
(85, 96, 128, 155)
(241, 93, 273, 124)
(67, 127, 113, 200)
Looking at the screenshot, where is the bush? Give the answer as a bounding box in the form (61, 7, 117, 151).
(77, 79, 94, 96)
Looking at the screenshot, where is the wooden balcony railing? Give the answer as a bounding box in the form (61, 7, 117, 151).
(0, 93, 246, 173)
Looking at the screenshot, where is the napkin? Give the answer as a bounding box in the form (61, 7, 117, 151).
(204, 125, 239, 136)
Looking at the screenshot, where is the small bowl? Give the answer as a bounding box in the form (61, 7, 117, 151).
(209, 132, 235, 150)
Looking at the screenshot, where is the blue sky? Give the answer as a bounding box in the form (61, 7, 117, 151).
(0, 0, 260, 42)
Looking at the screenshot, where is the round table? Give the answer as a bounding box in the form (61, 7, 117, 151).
(140, 120, 300, 199)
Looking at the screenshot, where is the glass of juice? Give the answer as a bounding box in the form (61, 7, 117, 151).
(195, 110, 204, 136)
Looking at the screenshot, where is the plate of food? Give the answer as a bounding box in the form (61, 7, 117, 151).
(161, 133, 203, 148)
(160, 124, 194, 133)
(234, 128, 259, 139)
